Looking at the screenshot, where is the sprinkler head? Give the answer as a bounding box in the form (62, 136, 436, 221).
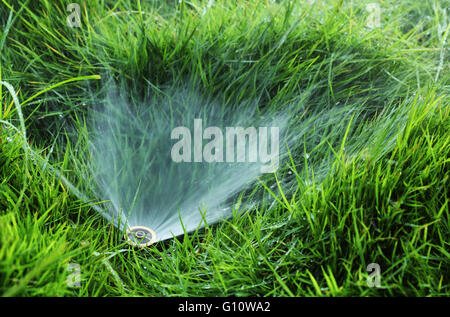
(125, 226, 157, 248)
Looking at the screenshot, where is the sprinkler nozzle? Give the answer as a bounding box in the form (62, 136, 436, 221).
(125, 226, 157, 248)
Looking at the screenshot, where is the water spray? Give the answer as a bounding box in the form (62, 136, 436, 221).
(86, 80, 303, 245)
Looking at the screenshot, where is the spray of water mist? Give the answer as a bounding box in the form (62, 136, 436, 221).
(87, 79, 315, 244)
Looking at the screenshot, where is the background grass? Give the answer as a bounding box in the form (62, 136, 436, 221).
(0, 0, 449, 296)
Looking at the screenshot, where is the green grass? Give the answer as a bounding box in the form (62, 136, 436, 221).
(0, 0, 449, 296)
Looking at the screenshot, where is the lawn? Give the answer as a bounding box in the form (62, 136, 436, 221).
(0, 0, 448, 296)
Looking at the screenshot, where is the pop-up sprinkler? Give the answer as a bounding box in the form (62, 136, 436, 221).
(125, 226, 157, 248)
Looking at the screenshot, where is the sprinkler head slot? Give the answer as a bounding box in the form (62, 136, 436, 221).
(125, 226, 157, 248)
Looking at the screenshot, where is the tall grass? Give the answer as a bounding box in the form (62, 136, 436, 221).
(0, 0, 448, 296)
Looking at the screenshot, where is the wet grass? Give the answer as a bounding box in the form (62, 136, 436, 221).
(0, 0, 449, 296)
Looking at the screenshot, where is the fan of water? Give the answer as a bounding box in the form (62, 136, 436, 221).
(88, 81, 301, 243)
